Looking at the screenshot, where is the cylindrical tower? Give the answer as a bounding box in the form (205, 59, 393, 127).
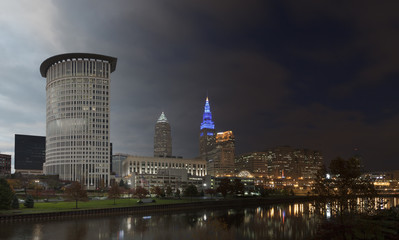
(40, 53, 117, 189)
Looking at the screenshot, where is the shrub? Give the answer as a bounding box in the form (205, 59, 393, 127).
(0, 178, 14, 210)
(24, 195, 34, 208)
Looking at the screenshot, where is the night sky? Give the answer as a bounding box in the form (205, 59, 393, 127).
(0, 1, 398, 171)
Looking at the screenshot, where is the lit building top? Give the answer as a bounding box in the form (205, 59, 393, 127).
(157, 112, 169, 123)
(216, 131, 234, 142)
(200, 97, 215, 130)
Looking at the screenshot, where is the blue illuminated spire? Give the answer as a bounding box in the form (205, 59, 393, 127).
(200, 97, 215, 130)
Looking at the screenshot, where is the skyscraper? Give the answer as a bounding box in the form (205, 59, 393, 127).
(40, 53, 117, 189)
(199, 97, 216, 162)
(215, 131, 235, 176)
(14, 134, 46, 174)
(154, 112, 172, 157)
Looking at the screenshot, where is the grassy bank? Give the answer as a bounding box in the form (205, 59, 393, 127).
(0, 198, 195, 215)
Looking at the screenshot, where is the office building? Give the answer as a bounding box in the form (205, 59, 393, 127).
(40, 53, 117, 189)
(0, 154, 11, 175)
(208, 131, 235, 177)
(14, 134, 46, 174)
(199, 97, 216, 162)
(128, 168, 204, 192)
(235, 146, 323, 180)
(154, 112, 172, 157)
(122, 155, 207, 177)
(235, 152, 269, 177)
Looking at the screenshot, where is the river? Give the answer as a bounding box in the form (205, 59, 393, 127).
(1, 197, 398, 240)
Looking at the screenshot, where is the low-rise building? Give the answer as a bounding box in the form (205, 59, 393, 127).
(14, 134, 45, 174)
(127, 168, 204, 192)
(112, 153, 128, 178)
(204, 175, 256, 193)
(122, 155, 207, 177)
(0, 154, 11, 175)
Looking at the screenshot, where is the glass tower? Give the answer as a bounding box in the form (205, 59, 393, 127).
(40, 53, 117, 189)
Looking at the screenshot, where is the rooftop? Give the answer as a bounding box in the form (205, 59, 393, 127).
(40, 53, 117, 77)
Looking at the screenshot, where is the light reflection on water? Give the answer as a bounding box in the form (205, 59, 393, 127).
(0, 197, 397, 240)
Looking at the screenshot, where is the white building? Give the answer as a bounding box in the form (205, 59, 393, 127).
(128, 168, 204, 192)
(40, 53, 117, 189)
(122, 155, 207, 177)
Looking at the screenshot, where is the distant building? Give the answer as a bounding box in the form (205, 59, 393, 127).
(112, 153, 127, 177)
(14, 134, 46, 174)
(235, 152, 268, 178)
(208, 131, 235, 177)
(121, 155, 207, 177)
(199, 97, 218, 178)
(0, 154, 11, 175)
(128, 168, 204, 192)
(40, 53, 117, 189)
(235, 146, 323, 180)
(204, 175, 255, 193)
(154, 112, 172, 157)
(199, 97, 216, 162)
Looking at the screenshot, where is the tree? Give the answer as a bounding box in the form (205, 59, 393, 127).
(135, 186, 149, 200)
(160, 187, 165, 198)
(64, 181, 88, 209)
(205, 188, 217, 199)
(184, 185, 198, 199)
(108, 182, 122, 205)
(330, 157, 375, 215)
(24, 195, 34, 208)
(175, 189, 181, 199)
(11, 195, 19, 209)
(166, 186, 173, 197)
(44, 177, 62, 191)
(231, 179, 244, 196)
(151, 186, 163, 198)
(32, 183, 43, 201)
(0, 178, 14, 210)
(313, 157, 377, 231)
(127, 188, 135, 200)
(217, 178, 231, 198)
(119, 179, 126, 188)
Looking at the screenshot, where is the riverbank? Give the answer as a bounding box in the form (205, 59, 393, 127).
(0, 196, 316, 222)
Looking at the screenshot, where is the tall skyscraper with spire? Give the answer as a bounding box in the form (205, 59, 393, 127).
(154, 112, 172, 157)
(199, 97, 216, 162)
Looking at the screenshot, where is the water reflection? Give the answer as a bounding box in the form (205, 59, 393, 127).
(0, 197, 397, 240)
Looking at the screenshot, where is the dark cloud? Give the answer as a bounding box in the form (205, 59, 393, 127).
(1, 0, 398, 171)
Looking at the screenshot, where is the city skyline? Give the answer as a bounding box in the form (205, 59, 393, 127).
(0, 1, 399, 171)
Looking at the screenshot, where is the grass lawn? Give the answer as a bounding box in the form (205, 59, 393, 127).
(0, 198, 197, 215)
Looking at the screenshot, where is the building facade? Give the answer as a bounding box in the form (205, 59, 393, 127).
(40, 53, 117, 189)
(235, 152, 269, 178)
(122, 155, 207, 177)
(154, 112, 172, 157)
(235, 146, 323, 180)
(0, 154, 11, 175)
(112, 153, 127, 178)
(199, 97, 217, 168)
(128, 168, 204, 192)
(14, 134, 46, 174)
(208, 131, 235, 177)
